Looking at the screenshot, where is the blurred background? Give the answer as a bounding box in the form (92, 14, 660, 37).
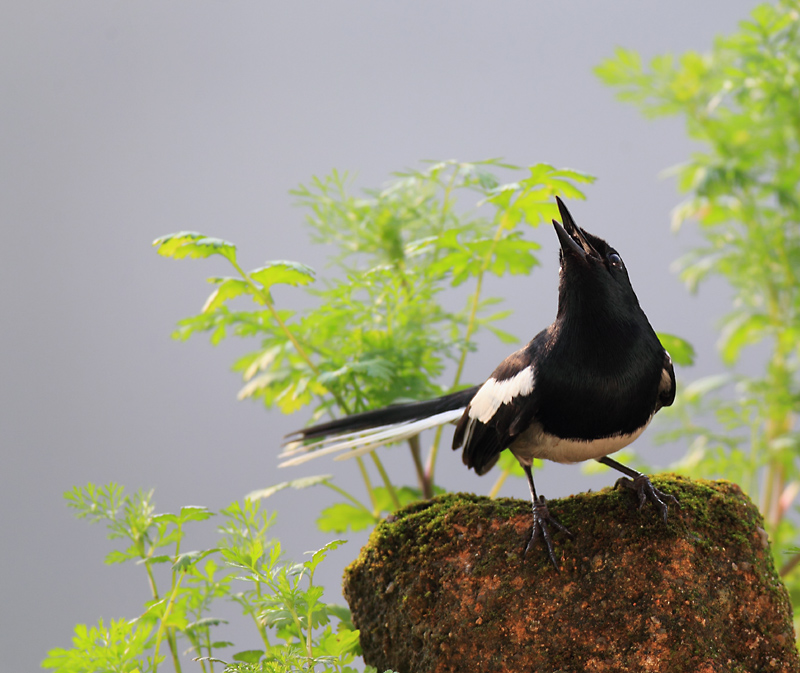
(1, 2, 758, 670)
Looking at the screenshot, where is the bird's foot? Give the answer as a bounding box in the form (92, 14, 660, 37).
(614, 473, 680, 523)
(524, 495, 573, 570)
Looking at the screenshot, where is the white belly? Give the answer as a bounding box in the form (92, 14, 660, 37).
(509, 419, 650, 465)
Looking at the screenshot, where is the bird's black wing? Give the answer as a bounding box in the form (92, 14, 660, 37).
(452, 343, 541, 475)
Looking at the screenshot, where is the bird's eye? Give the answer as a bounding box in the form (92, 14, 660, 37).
(608, 253, 622, 266)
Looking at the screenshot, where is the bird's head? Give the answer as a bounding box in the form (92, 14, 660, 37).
(552, 197, 641, 325)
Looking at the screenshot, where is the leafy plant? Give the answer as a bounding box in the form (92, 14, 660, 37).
(44, 484, 370, 673)
(597, 0, 800, 611)
(47, 158, 698, 672)
(153, 160, 596, 525)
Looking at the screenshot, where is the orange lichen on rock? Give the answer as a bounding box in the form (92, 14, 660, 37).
(343, 475, 798, 673)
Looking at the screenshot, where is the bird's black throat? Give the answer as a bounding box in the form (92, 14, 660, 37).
(535, 306, 666, 441)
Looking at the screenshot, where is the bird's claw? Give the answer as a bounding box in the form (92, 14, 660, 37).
(614, 474, 680, 523)
(524, 495, 573, 570)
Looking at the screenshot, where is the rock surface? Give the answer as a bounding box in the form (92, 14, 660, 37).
(343, 475, 798, 673)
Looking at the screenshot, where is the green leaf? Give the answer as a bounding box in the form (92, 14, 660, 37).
(494, 451, 544, 480)
(202, 277, 252, 313)
(485, 323, 519, 344)
(104, 549, 138, 565)
(317, 502, 377, 533)
(316, 486, 426, 532)
(317, 626, 362, 656)
(325, 603, 354, 628)
(305, 539, 347, 572)
(656, 332, 695, 366)
(153, 232, 237, 263)
(185, 617, 229, 631)
(173, 549, 217, 572)
(245, 475, 333, 501)
(195, 656, 230, 667)
(682, 374, 731, 403)
(249, 260, 316, 291)
(178, 505, 213, 523)
(547, 167, 596, 184)
(152, 231, 205, 256)
(42, 619, 155, 672)
(139, 554, 172, 565)
(232, 650, 264, 664)
(594, 47, 643, 87)
(718, 313, 770, 366)
(487, 236, 540, 277)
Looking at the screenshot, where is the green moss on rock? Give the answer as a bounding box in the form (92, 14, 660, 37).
(344, 475, 798, 673)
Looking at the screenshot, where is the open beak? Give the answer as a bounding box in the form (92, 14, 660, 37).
(552, 196, 598, 261)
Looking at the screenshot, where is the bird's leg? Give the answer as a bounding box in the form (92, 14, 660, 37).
(597, 456, 680, 523)
(522, 464, 572, 569)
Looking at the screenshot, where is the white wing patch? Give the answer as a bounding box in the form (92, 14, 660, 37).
(468, 366, 535, 424)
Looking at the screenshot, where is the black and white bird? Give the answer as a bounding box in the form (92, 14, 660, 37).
(282, 197, 678, 568)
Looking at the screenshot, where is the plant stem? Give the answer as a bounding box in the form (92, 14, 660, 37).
(287, 601, 312, 667)
(152, 571, 187, 673)
(234, 258, 408, 514)
(144, 556, 161, 603)
(487, 467, 512, 499)
(425, 216, 507, 485)
(242, 518, 273, 652)
(233, 257, 406, 512)
(409, 435, 433, 499)
(431, 164, 460, 263)
(205, 632, 214, 673)
(323, 481, 378, 520)
(255, 617, 272, 653)
(232, 261, 318, 374)
(453, 215, 510, 386)
(371, 452, 401, 510)
(230, 259, 354, 415)
(305, 587, 315, 668)
(356, 458, 379, 511)
(780, 551, 800, 578)
(137, 540, 182, 673)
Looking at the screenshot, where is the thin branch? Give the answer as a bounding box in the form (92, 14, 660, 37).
(425, 214, 508, 484)
(409, 435, 432, 499)
(487, 467, 512, 500)
(371, 452, 401, 510)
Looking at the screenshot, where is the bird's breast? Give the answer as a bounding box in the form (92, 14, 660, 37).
(535, 329, 665, 439)
(509, 418, 650, 465)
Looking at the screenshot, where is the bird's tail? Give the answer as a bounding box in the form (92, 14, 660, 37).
(279, 386, 480, 466)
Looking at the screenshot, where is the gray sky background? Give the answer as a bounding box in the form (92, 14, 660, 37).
(2, 2, 758, 670)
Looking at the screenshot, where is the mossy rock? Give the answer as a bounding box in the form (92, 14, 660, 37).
(343, 475, 798, 673)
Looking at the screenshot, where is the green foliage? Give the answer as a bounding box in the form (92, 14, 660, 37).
(156, 161, 593, 419)
(56, 154, 712, 669)
(655, 332, 695, 367)
(597, 0, 800, 617)
(155, 159, 595, 517)
(45, 484, 363, 673)
(315, 485, 437, 534)
(43, 619, 158, 673)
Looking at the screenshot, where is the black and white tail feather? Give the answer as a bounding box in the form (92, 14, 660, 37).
(281, 196, 679, 568)
(280, 411, 462, 465)
(280, 387, 477, 466)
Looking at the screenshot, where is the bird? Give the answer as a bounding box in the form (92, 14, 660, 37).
(282, 197, 678, 568)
